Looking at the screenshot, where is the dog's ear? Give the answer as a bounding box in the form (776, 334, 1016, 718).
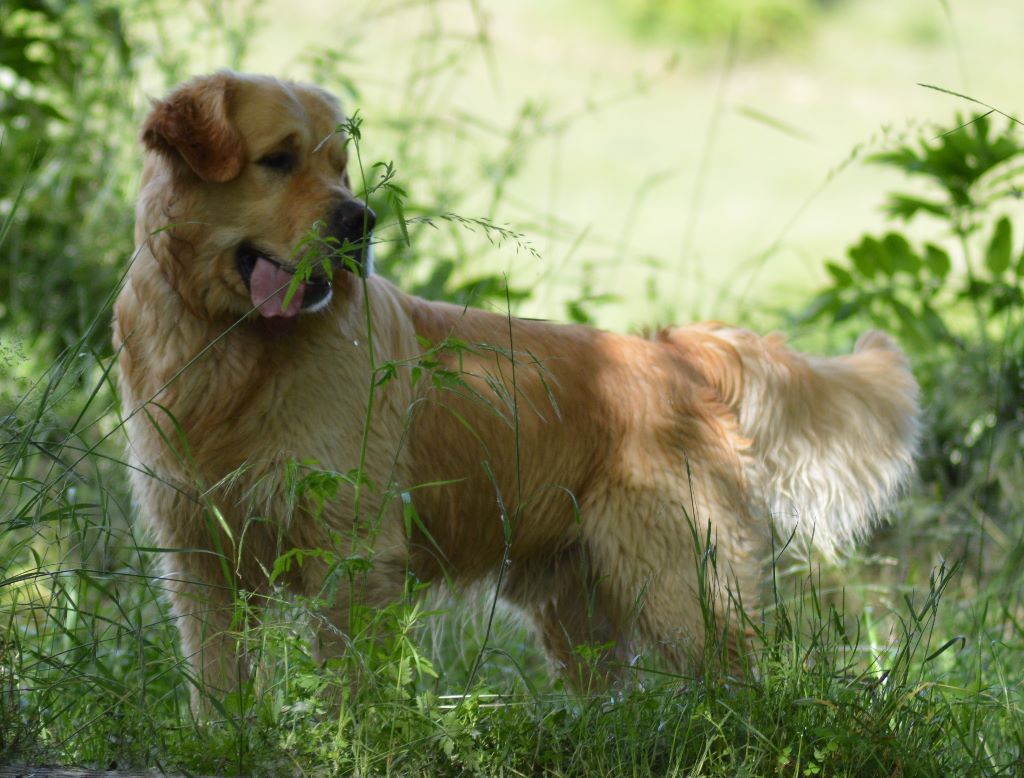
(142, 72, 244, 183)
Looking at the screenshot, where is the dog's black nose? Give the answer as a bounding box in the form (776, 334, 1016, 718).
(328, 199, 376, 245)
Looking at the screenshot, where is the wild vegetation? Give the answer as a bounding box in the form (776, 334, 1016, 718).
(2, 0, 1023, 775)
(587, 0, 836, 51)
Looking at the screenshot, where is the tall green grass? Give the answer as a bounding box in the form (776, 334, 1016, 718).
(3, 151, 1023, 775)
(3, 342, 1021, 775)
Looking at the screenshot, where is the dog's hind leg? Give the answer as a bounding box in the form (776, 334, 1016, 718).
(581, 485, 762, 681)
(504, 545, 631, 691)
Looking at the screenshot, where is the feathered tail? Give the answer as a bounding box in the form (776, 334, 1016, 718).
(684, 325, 920, 559)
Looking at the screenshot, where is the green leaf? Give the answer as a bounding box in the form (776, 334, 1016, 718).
(270, 547, 329, 585)
(889, 297, 929, 346)
(833, 299, 862, 323)
(882, 232, 920, 274)
(391, 195, 410, 248)
(986, 216, 1013, 275)
(375, 361, 397, 387)
(989, 283, 1022, 315)
(848, 237, 880, 278)
(453, 275, 530, 305)
(825, 260, 853, 288)
(960, 278, 993, 302)
(567, 300, 592, 325)
(873, 236, 895, 276)
(882, 194, 950, 222)
(867, 148, 921, 174)
(924, 243, 952, 279)
(920, 302, 953, 343)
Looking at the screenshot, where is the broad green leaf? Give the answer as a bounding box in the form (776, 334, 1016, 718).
(825, 261, 853, 288)
(872, 236, 894, 277)
(960, 278, 993, 302)
(867, 148, 920, 174)
(924, 243, 952, 279)
(985, 216, 1013, 275)
(989, 283, 1022, 315)
(848, 237, 879, 278)
(883, 232, 920, 274)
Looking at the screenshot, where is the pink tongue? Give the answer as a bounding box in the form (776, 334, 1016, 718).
(250, 257, 305, 318)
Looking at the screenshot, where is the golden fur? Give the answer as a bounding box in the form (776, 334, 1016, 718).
(114, 72, 920, 702)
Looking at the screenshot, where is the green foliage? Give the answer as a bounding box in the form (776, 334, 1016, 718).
(1, 0, 137, 356)
(334, 111, 539, 313)
(798, 112, 1024, 527)
(1, 302, 1021, 768)
(799, 112, 1024, 348)
(605, 0, 837, 51)
(2, 287, 1019, 774)
(0, 7, 537, 359)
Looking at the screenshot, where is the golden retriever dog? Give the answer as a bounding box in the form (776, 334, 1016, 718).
(114, 72, 919, 705)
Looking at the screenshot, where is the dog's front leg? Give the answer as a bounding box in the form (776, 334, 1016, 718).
(298, 526, 414, 675)
(162, 565, 254, 713)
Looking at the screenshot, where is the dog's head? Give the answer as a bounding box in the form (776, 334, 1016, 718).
(137, 71, 374, 321)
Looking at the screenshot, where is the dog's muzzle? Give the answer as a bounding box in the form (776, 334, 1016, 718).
(235, 199, 376, 319)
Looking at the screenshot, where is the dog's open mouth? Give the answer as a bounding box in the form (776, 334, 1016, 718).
(236, 243, 333, 318)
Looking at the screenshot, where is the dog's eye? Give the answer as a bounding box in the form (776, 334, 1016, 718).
(256, 150, 297, 173)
